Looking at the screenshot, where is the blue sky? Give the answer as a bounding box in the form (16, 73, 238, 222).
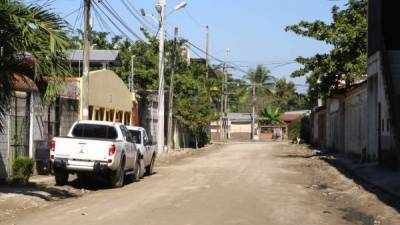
(28, 0, 346, 93)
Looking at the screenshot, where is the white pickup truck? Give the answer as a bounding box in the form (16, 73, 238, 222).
(50, 121, 141, 187)
(126, 126, 157, 177)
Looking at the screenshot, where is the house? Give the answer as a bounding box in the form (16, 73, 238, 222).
(367, 0, 400, 168)
(210, 113, 259, 141)
(0, 74, 40, 179)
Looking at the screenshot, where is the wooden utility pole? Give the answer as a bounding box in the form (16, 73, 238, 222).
(205, 25, 209, 79)
(81, 0, 91, 120)
(220, 64, 226, 140)
(167, 27, 178, 151)
(251, 83, 256, 140)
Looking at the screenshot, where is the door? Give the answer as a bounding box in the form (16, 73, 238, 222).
(120, 125, 134, 169)
(142, 130, 151, 165)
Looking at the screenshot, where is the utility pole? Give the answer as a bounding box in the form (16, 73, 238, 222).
(251, 83, 256, 140)
(156, 0, 166, 153)
(129, 55, 135, 92)
(81, 0, 91, 120)
(205, 25, 209, 79)
(167, 27, 178, 151)
(220, 64, 226, 141)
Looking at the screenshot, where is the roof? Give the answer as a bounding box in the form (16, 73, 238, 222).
(281, 110, 311, 122)
(12, 74, 38, 92)
(68, 50, 120, 62)
(227, 113, 258, 123)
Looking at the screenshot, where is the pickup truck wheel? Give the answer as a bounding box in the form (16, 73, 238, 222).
(110, 158, 125, 188)
(55, 169, 69, 186)
(145, 155, 155, 176)
(132, 159, 141, 182)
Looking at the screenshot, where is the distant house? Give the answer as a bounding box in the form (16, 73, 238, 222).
(210, 113, 258, 141)
(281, 110, 310, 124)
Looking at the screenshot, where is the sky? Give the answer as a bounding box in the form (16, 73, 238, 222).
(26, 0, 347, 93)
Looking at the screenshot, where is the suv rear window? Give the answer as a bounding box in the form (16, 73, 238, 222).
(72, 124, 118, 139)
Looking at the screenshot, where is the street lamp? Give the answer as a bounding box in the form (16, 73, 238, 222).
(143, 0, 187, 154)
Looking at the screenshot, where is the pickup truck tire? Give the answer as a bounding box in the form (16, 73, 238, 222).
(110, 157, 125, 188)
(55, 169, 69, 186)
(132, 158, 141, 182)
(145, 155, 155, 176)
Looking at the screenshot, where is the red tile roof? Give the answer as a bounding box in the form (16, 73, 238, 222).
(13, 73, 38, 92)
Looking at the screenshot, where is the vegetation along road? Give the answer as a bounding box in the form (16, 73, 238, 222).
(2, 142, 399, 225)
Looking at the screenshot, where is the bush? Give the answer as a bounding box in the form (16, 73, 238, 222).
(12, 157, 34, 184)
(288, 118, 301, 142)
(288, 115, 311, 144)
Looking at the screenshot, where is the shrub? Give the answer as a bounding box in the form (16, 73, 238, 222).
(288, 115, 311, 144)
(12, 157, 34, 184)
(288, 118, 301, 142)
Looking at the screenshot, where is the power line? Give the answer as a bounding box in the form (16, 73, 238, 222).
(122, 0, 159, 31)
(120, 0, 157, 34)
(93, 1, 138, 42)
(94, 0, 144, 41)
(183, 9, 204, 28)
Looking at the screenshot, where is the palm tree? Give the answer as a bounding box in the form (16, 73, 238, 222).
(0, 1, 70, 131)
(245, 65, 276, 96)
(243, 65, 276, 138)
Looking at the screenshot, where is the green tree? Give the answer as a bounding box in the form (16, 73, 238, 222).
(285, 0, 367, 102)
(272, 78, 309, 111)
(174, 72, 217, 149)
(0, 0, 70, 131)
(259, 106, 284, 125)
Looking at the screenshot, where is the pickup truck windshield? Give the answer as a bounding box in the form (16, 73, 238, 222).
(129, 130, 141, 144)
(72, 124, 118, 139)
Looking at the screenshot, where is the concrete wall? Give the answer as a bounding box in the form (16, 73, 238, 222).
(368, 52, 397, 165)
(344, 84, 368, 156)
(0, 114, 10, 180)
(326, 97, 345, 152)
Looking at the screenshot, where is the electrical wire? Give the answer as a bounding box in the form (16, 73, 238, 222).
(93, 1, 137, 42)
(95, 0, 144, 41)
(122, 0, 159, 31)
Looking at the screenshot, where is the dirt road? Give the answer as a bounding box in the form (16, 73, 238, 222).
(2, 142, 400, 225)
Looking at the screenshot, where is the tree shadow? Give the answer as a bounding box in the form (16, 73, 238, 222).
(0, 183, 78, 201)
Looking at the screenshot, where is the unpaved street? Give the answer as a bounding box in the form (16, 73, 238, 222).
(2, 142, 400, 225)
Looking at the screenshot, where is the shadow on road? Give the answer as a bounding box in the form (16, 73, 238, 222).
(322, 156, 400, 214)
(0, 183, 78, 201)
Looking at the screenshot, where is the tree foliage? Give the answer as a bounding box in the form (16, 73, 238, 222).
(259, 106, 283, 125)
(0, 0, 70, 131)
(285, 0, 367, 101)
(272, 78, 309, 111)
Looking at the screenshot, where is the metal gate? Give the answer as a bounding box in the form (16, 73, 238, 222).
(9, 92, 31, 159)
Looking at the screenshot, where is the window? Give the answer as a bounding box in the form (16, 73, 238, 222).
(129, 130, 141, 144)
(72, 124, 118, 139)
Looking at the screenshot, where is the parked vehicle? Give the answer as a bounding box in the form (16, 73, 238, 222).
(50, 120, 140, 187)
(126, 126, 157, 177)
